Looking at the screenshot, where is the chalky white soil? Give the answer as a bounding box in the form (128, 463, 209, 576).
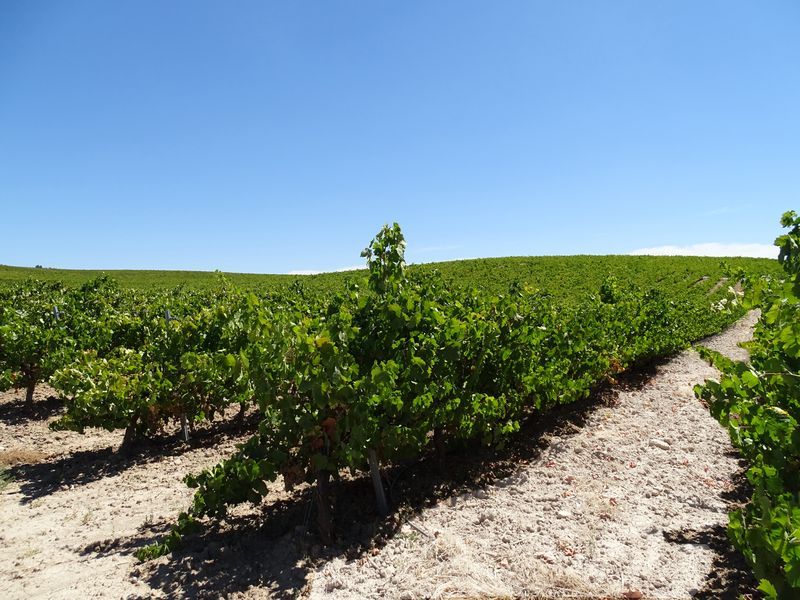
(0, 313, 755, 599)
(0, 391, 268, 599)
(308, 313, 757, 600)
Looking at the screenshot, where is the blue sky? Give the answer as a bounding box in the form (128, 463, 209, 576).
(1, 1, 798, 273)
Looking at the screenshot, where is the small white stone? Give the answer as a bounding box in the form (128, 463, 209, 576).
(649, 439, 670, 450)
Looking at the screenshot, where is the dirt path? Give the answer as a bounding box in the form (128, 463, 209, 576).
(307, 313, 759, 599)
(0, 390, 263, 599)
(0, 313, 757, 599)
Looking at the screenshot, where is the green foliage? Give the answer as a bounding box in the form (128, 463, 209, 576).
(695, 210, 800, 596)
(50, 287, 257, 436)
(0, 222, 782, 562)
(137, 224, 765, 559)
(0, 255, 782, 300)
(0, 281, 74, 398)
(0, 465, 12, 491)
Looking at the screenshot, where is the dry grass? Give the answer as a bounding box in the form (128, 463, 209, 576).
(0, 448, 47, 466)
(0, 448, 45, 491)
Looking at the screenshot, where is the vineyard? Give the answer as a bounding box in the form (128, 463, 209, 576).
(0, 253, 780, 297)
(0, 221, 795, 598)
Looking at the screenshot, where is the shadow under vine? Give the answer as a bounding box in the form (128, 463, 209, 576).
(113, 360, 666, 599)
(0, 394, 64, 425)
(10, 411, 261, 503)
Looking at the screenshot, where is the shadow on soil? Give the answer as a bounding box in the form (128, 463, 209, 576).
(663, 464, 762, 600)
(0, 394, 64, 425)
(10, 412, 261, 504)
(97, 362, 671, 599)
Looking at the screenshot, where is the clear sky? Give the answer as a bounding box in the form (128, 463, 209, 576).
(1, 1, 798, 273)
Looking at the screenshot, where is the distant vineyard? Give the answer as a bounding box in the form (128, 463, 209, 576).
(0, 224, 782, 571)
(0, 254, 781, 298)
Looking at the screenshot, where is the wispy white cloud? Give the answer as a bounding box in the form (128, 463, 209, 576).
(287, 264, 365, 275)
(287, 270, 322, 275)
(630, 242, 778, 259)
(407, 256, 478, 266)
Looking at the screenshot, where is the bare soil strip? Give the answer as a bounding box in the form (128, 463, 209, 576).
(0, 314, 757, 599)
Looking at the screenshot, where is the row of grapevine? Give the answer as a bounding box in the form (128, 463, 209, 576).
(0, 222, 765, 567)
(0, 276, 282, 443)
(0, 276, 134, 404)
(131, 225, 747, 558)
(695, 211, 800, 598)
